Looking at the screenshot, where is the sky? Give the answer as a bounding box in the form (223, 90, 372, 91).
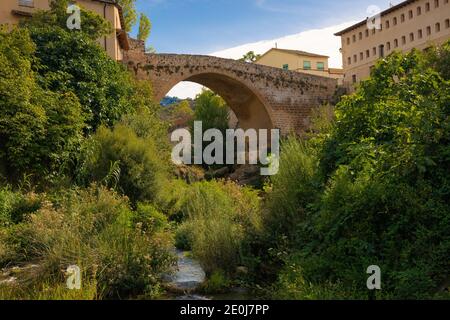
(130, 0, 402, 98)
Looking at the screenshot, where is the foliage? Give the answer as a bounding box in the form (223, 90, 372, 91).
(78, 122, 169, 205)
(192, 89, 229, 134)
(178, 180, 261, 274)
(137, 13, 152, 42)
(0, 27, 84, 182)
(24, 0, 112, 40)
(239, 51, 261, 63)
(0, 188, 42, 228)
(260, 44, 450, 299)
(23, 3, 138, 132)
(0, 185, 174, 299)
(117, 0, 138, 32)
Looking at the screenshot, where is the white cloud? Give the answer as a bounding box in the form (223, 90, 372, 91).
(167, 20, 357, 99)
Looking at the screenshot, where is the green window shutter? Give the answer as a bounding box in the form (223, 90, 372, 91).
(303, 61, 311, 70)
(317, 62, 325, 70)
(282, 64, 289, 70)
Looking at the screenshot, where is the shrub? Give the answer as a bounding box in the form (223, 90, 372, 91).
(78, 122, 168, 204)
(0, 185, 175, 299)
(134, 203, 169, 233)
(179, 180, 261, 274)
(23, 0, 135, 132)
(174, 221, 194, 251)
(0, 27, 84, 182)
(0, 188, 42, 227)
(261, 44, 450, 299)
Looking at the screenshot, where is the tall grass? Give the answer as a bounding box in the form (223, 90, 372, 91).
(176, 180, 261, 275)
(0, 185, 175, 300)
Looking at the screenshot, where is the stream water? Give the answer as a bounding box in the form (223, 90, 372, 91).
(163, 251, 252, 300)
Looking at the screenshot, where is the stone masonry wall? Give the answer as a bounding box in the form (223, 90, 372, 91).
(124, 39, 338, 134)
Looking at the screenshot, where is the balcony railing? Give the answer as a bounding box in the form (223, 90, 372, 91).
(18, 0, 34, 7)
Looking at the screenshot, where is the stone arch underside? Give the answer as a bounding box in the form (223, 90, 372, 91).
(157, 72, 275, 131)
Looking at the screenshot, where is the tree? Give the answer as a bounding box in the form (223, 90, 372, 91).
(192, 90, 229, 134)
(137, 13, 152, 42)
(117, 0, 138, 32)
(263, 43, 450, 299)
(24, 4, 139, 132)
(239, 51, 261, 63)
(22, 0, 112, 40)
(0, 27, 84, 181)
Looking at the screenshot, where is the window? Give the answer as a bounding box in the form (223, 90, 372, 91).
(426, 2, 430, 11)
(347, 37, 350, 45)
(409, 10, 413, 19)
(347, 57, 351, 65)
(427, 26, 432, 35)
(379, 44, 385, 58)
(372, 28, 376, 35)
(386, 20, 390, 29)
(394, 39, 399, 47)
(393, 17, 398, 25)
(359, 32, 363, 40)
(446, 19, 450, 29)
(303, 61, 311, 70)
(402, 36, 406, 45)
(373, 47, 377, 55)
(282, 64, 289, 70)
(435, 0, 439, 8)
(353, 55, 357, 63)
(365, 29, 369, 37)
(366, 50, 370, 58)
(317, 62, 325, 71)
(418, 29, 423, 39)
(436, 22, 441, 32)
(401, 14, 405, 22)
(352, 34, 356, 42)
(410, 32, 415, 42)
(417, 6, 422, 15)
(352, 75, 357, 84)
(18, 0, 34, 6)
(387, 42, 391, 51)
(360, 52, 364, 60)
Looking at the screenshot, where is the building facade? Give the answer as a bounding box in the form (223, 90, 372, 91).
(335, 0, 450, 88)
(255, 48, 344, 83)
(0, 0, 129, 61)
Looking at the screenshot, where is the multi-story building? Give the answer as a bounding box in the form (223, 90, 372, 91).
(335, 0, 450, 89)
(255, 48, 344, 83)
(0, 0, 129, 61)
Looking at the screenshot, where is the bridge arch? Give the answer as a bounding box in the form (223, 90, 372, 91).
(123, 40, 338, 135)
(157, 71, 275, 131)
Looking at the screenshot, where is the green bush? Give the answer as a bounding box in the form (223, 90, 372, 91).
(175, 221, 194, 251)
(0, 185, 174, 299)
(179, 180, 261, 274)
(260, 43, 450, 299)
(134, 203, 169, 233)
(22, 0, 135, 132)
(78, 118, 169, 204)
(0, 27, 84, 182)
(0, 188, 42, 227)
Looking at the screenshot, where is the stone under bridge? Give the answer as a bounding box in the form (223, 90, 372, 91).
(123, 40, 338, 135)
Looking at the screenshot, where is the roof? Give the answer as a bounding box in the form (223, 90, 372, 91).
(334, 0, 417, 36)
(256, 48, 329, 62)
(328, 68, 344, 74)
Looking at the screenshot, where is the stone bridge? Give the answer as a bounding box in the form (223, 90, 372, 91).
(123, 40, 338, 134)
